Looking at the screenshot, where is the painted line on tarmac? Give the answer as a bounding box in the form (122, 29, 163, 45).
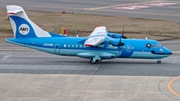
(167, 76, 180, 98)
(1, 54, 12, 61)
(116, 2, 178, 10)
(84, 1, 159, 10)
(98, 9, 180, 17)
(83, 0, 169, 10)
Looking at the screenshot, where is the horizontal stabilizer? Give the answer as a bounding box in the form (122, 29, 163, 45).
(6, 5, 23, 14)
(7, 10, 22, 14)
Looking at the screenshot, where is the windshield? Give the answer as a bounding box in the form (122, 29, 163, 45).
(151, 43, 163, 48)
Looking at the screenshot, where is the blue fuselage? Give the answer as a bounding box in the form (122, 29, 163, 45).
(6, 37, 172, 60)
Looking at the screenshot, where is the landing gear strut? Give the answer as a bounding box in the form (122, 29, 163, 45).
(90, 55, 101, 64)
(90, 59, 97, 64)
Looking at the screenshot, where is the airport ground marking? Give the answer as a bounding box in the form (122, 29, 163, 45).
(116, 2, 178, 10)
(84, 1, 158, 10)
(98, 9, 180, 17)
(167, 76, 180, 98)
(83, 0, 177, 11)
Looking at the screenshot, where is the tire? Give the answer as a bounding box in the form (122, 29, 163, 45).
(90, 59, 96, 64)
(90, 59, 98, 64)
(157, 60, 161, 64)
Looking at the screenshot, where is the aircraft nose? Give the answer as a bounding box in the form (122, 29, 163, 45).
(163, 47, 172, 55)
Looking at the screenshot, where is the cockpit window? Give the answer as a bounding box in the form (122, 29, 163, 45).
(146, 43, 162, 48)
(151, 44, 162, 48)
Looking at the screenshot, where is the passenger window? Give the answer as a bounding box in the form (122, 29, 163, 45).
(64, 44, 66, 47)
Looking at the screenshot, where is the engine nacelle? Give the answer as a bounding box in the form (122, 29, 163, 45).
(109, 40, 120, 46)
(104, 38, 125, 46)
(105, 38, 120, 46)
(107, 33, 122, 38)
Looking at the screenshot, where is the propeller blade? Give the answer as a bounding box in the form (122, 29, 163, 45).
(122, 24, 124, 37)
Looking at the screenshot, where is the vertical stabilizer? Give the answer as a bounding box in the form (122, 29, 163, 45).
(6, 5, 52, 38)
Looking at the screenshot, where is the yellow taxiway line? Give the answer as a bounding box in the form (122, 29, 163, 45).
(167, 76, 180, 98)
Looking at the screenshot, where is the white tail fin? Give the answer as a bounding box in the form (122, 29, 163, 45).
(6, 5, 52, 38)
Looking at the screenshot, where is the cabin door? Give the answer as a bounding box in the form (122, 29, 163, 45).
(54, 44, 60, 54)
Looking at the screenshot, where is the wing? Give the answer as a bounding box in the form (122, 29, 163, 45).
(84, 26, 107, 46)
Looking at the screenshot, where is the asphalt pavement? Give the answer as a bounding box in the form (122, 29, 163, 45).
(0, 0, 179, 22)
(0, 0, 180, 101)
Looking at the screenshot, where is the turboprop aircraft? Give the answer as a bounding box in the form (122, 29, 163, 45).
(6, 5, 172, 64)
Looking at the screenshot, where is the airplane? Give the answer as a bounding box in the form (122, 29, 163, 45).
(5, 5, 172, 64)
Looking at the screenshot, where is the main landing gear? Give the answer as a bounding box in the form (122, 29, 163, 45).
(90, 55, 101, 64)
(90, 59, 98, 64)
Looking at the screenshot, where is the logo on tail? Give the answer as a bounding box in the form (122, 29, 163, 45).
(19, 24, 30, 35)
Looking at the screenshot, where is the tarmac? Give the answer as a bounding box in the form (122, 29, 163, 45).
(0, 0, 180, 101)
(0, 0, 180, 22)
(0, 41, 180, 101)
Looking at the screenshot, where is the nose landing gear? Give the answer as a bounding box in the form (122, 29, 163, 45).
(157, 59, 161, 64)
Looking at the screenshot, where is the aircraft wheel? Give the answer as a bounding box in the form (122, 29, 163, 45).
(157, 60, 161, 64)
(90, 59, 97, 64)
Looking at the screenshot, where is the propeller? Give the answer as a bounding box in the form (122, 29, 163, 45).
(122, 24, 127, 39)
(118, 24, 125, 46)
